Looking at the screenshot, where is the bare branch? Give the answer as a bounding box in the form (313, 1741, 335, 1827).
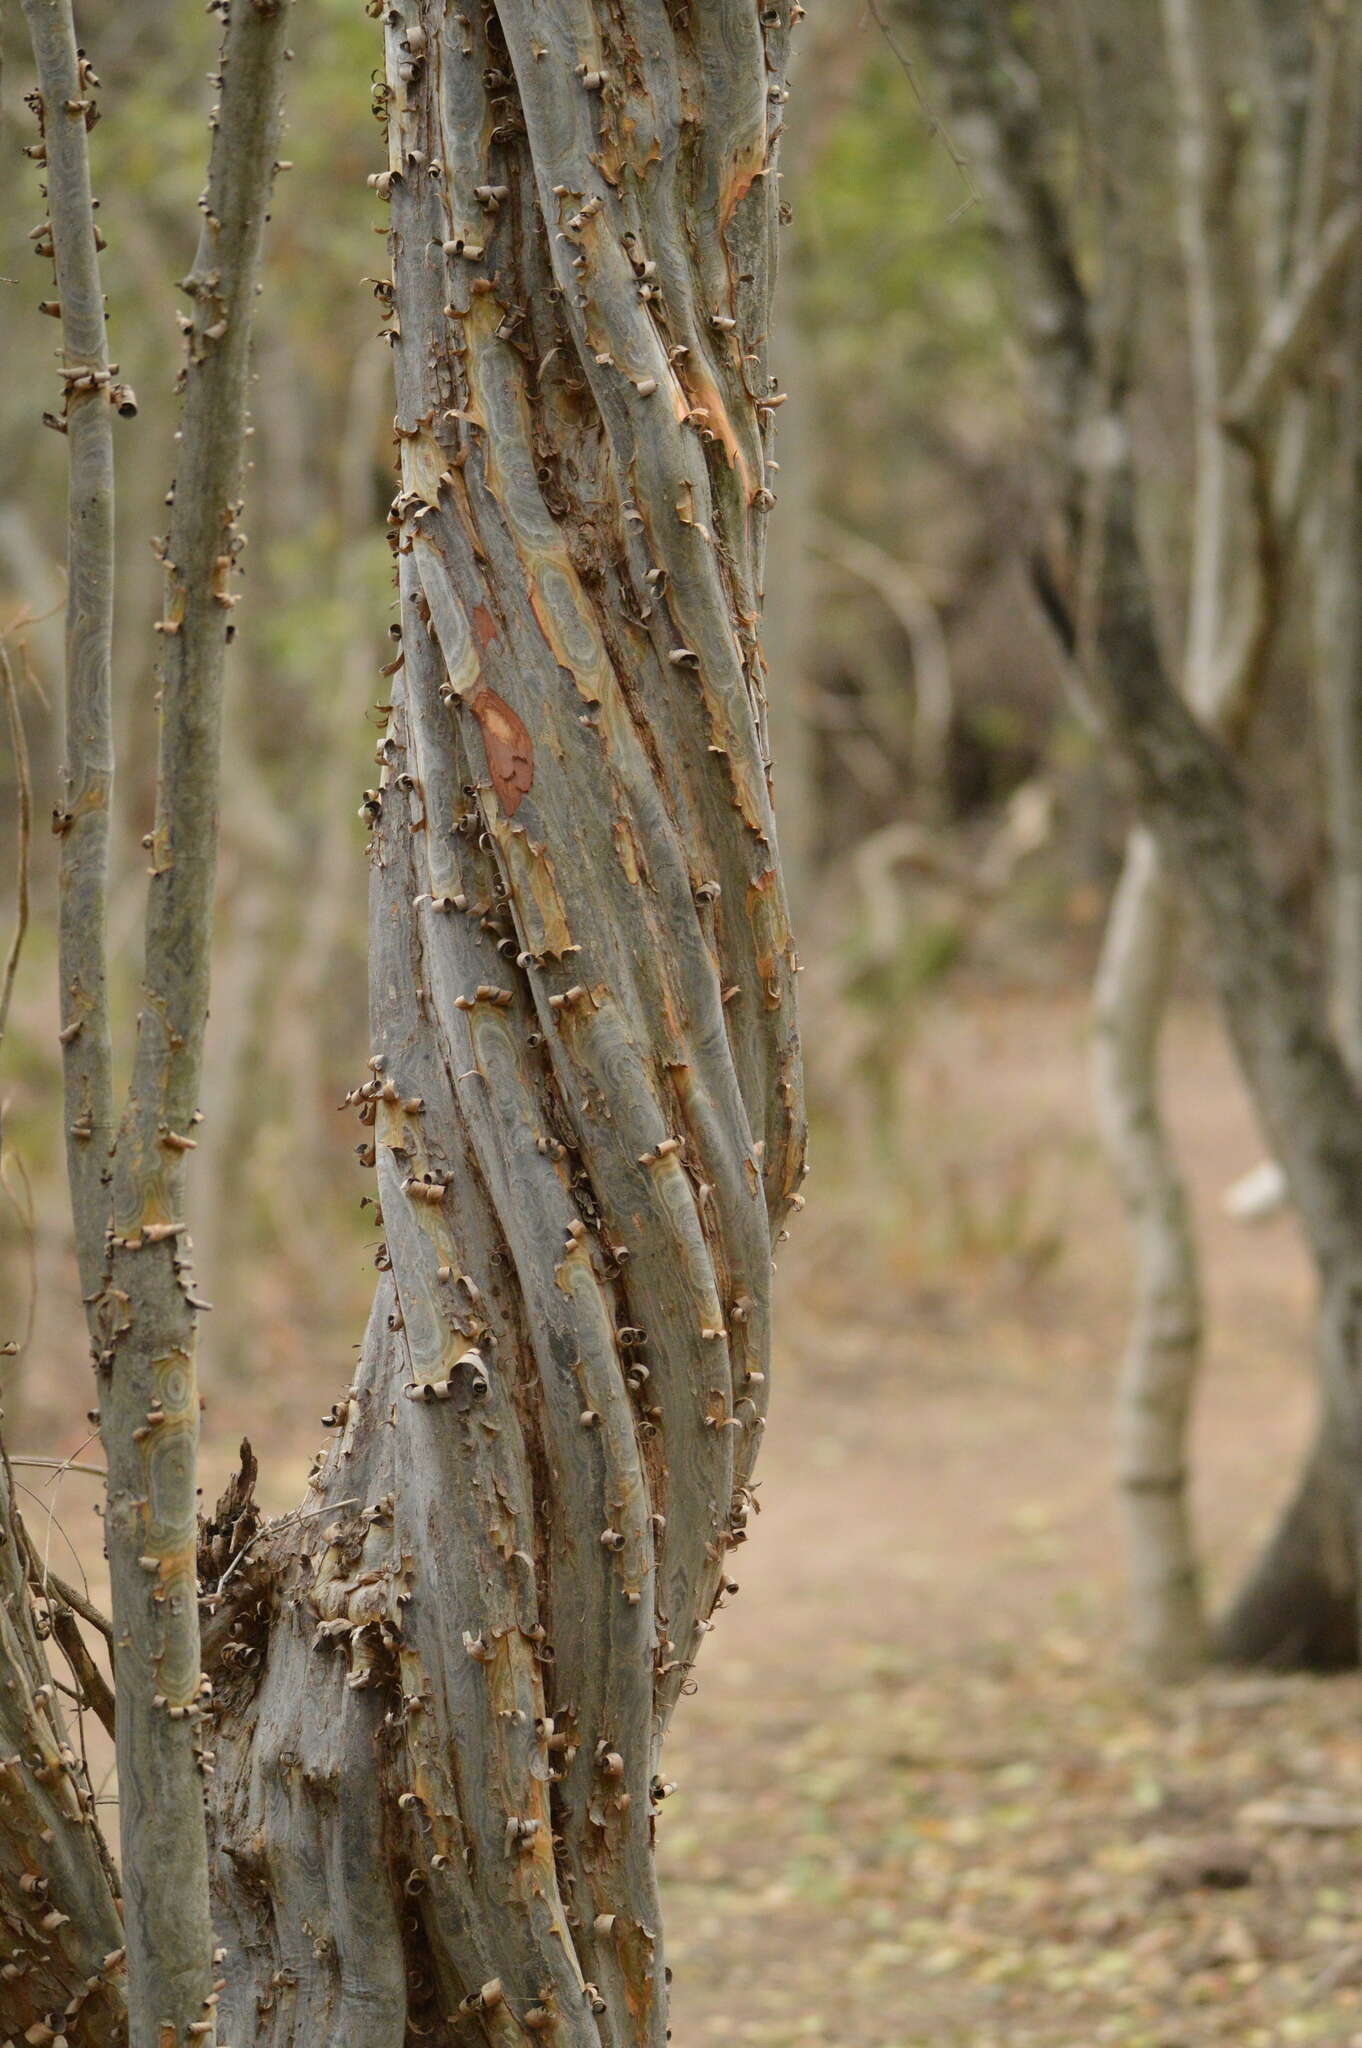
(20, 0, 117, 1303)
(21, 1529, 117, 1738)
(0, 637, 32, 1051)
(863, 0, 979, 218)
(1161, 0, 1233, 698)
(1223, 197, 1362, 437)
(34, 1564, 114, 1644)
(813, 517, 953, 812)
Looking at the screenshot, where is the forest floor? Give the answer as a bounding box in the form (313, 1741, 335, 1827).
(660, 984, 1362, 2048)
(15, 980, 1362, 2046)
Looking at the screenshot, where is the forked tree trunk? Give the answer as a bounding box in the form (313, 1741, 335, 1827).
(204, 5, 804, 2042)
(899, 0, 1362, 1675)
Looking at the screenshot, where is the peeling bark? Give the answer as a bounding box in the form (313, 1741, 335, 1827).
(205, 5, 803, 2042)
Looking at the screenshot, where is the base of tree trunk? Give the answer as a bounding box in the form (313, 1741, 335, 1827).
(1215, 1432, 1359, 1671)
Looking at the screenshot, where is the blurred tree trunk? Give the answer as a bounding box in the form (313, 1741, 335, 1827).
(899, 0, 1362, 1673)
(202, 4, 804, 2043)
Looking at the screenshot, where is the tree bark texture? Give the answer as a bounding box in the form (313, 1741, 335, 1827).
(205, 5, 804, 2044)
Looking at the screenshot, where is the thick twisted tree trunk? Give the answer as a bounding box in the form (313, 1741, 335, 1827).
(205, 5, 803, 2042)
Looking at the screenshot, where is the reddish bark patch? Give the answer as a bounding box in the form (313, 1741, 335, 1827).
(471, 602, 499, 651)
(470, 687, 533, 816)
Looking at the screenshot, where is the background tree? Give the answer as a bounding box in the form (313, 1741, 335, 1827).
(897, 0, 1362, 1674)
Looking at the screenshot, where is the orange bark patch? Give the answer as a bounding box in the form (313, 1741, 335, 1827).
(746, 867, 790, 1010)
(720, 138, 766, 230)
(472, 602, 499, 651)
(470, 687, 533, 816)
(676, 362, 749, 489)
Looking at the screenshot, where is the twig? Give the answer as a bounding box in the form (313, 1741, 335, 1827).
(20, 1526, 116, 1739)
(1223, 198, 1362, 437)
(0, 636, 32, 1050)
(211, 1497, 359, 1599)
(864, 0, 979, 220)
(11, 1481, 95, 1600)
(0, 1150, 38, 1364)
(8, 1457, 107, 1479)
(813, 518, 953, 811)
(36, 1564, 113, 1643)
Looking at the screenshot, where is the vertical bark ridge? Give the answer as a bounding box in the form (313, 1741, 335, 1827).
(208, 3, 804, 2042)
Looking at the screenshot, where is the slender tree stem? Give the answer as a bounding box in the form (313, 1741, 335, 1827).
(95, 6, 291, 2041)
(1092, 831, 1206, 1678)
(1162, 0, 1232, 702)
(21, 0, 117, 1304)
(0, 639, 33, 1051)
(1310, 18, 1362, 1084)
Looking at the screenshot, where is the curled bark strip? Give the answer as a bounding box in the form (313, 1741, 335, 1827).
(208, 4, 805, 2041)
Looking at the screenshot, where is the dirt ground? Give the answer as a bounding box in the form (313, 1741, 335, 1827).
(15, 982, 1362, 2046)
(660, 985, 1362, 2048)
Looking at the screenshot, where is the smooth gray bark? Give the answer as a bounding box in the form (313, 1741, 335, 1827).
(203, 5, 804, 2044)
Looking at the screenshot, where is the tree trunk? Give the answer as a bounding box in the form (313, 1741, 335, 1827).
(1217, 1424, 1357, 1670)
(205, 5, 804, 2042)
(1092, 829, 1208, 1680)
